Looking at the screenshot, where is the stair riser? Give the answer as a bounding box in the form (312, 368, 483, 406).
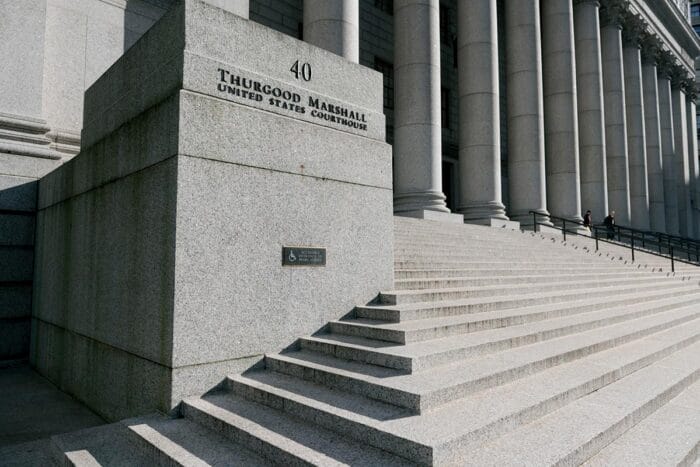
(420, 313, 700, 412)
(312, 298, 699, 372)
(123, 427, 180, 467)
(393, 272, 662, 290)
(433, 333, 700, 464)
(227, 378, 433, 466)
(357, 283, 695, 322)
(328, 321, 407, 344)
(394, 260, 617, 269)
(299, 338, 413, 372)
(380, 277, 673, 305)
(556, 370, 700, 467)
(181, 402, 313, 467)
(265, 356, 422, 413)
(394, 266, 648, 279)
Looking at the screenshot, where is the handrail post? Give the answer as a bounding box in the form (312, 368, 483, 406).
(617, 226, 621, 242)
(641, 232, 645, 248)
(671, 246, 675, 273)
(595, 227, 599, 251)
(658, 234, 662, 254)
(533, 212, 538, 233)
(563, 219, 567, 242)
(631, 233, 635, 263)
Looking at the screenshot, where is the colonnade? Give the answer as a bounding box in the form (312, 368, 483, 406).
(239, 0, 700, 237)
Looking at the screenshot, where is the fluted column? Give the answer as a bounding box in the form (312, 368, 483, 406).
(600, 5, 631, 225)
(658, 66, 679, 235)
(504, 0, 549, 226)
(393, 0, 449, 214)
(541, 0, 585, 227)
(622, 26, 650, 230)
(456, 0, 508, 223)
(686, 89, 699, 238)
(641, 43, 666, 232)
(303, 0, 359, 62)
(574, 0, 608, 224)
(671, 80, 692, 237)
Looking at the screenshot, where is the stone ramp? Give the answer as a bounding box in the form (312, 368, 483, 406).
(44, 216, 700, 465)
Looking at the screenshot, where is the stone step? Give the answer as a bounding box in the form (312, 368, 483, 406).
(122, 414, 270, 466)
(461, 344, 700, 466)
(356, 280, 697, 322)
(582, 380, 700, 466)
(266, 308, 700, 413)
(393, 259, 625, 269)
(230, 325, 700, 465)
(394, 264, 657, 279)
(393, 270, 668, 290)
(181, 394, 412, 466)
(334, 288, 700, 344)
(379, 274, 677, 305)
(49, 423, 153, 466)
(305, 293, 700, 371)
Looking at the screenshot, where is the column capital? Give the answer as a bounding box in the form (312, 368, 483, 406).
(684, 79, 698, 102)
(621, 13, 647, 48)
(656, 51, 677, 80)
(639, 33, 662, 65)
(670, 64, 690, 89)
(599, 0, 628, 28)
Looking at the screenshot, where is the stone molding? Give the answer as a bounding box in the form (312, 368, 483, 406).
(0, 112, 68, 160)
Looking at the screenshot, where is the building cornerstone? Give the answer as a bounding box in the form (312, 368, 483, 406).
(30, 0, 393, 421)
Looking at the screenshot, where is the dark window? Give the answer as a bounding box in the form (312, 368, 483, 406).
(374, 57, 394, 110)
(441, 87, 450, 129)
(692, 4, 700, 16)
(375, 0, 393, 15)
(440, 4, 451, 44)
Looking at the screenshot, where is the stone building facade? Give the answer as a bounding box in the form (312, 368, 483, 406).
(0, 0, 699, 370)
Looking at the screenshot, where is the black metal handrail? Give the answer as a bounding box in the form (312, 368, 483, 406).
(529, 211, 700, 273)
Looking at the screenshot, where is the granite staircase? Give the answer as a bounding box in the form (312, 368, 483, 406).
(48, 217, 700, 466)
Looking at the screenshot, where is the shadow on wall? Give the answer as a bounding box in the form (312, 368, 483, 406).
(0, 180, 38, 362)
(123, 0, 177, 52)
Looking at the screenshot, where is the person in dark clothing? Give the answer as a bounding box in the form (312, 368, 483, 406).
(583, 210, 592, 231)
(603, 210, 615, 239)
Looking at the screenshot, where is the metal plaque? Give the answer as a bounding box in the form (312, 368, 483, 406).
(282, 246, 326, 266)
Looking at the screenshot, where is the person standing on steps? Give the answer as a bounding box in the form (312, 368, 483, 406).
(604, 210, 616, 240)
(583, 210, 592, 232)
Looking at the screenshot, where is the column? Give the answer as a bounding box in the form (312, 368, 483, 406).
(641, 41, 666, 232)
(600, 5, 631, 225)
(393, 0, 449, 214)
(541, 0, 585, 227)
(657, 62, 679, 235)
(685, 87, 700, 238)
(622, 25, 650, 230)
(207, 0, 249, 17)
(303, 0, 359, 62)
(505, 0, 550, 226)
(457, 0, 508, 223)
(671, 77, 692, 237)
(573, 0, 608, 224)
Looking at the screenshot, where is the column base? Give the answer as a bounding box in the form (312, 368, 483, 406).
(394, 190, 450, 214)
(457, 201, 509, 224)
(510, 210, 553, 228)
(396, 209, 465, 224)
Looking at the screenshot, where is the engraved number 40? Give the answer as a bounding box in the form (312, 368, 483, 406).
(290, 60, 312, 81)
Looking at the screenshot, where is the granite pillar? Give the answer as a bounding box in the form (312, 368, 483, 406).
(573, 0, 608, 224)
(541, 0, 585, 227)
(456, 0, 508, 223)
(303, 0, 359, 62)
(505, 0, 550, 226)
(686, 92, 699, 238)
(623, 32, 650, 230)
(671, 82, 692, 237)
(601, 9, 631, 225)
(393, 0, 450, 216)
(641, 49, 666, 233)
(658, 71, 679, 235)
